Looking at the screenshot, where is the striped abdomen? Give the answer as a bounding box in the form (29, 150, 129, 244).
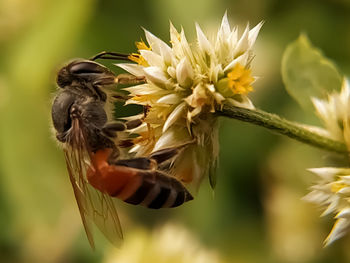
(87, 149, 193, 209)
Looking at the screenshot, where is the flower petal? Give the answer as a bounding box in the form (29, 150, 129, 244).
(144, 29, 161, 51)
(124, 84, 163, 95)
(226, 95, 255, 110)
(324, 218, 350, 246)
(224, 52, 249, 72)
(115, 63, 144, 76)
(163, 102, 186, 132)
(229, 26, 238, 47)
(248, 21, 263, 47)
(140, 50, 164, 68)
(143, 29, 173, 64)
(233, 24, 249, 57)
(336, 208, 350, 218)
(196, 23, 213, 55)
(308, 167, 345, 181)
(167, 66, 176, 79)
(321, 198, 339, 216)
(219, 12, 231, 38)
(153, 129, 177, 151)
(176, 57, 194, 87)
(157, 93, 182, 104)
(180, 29, 195, 64)
(143, 66, 169, 86)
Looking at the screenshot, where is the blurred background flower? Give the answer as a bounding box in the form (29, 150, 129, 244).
(104, 223, 223, 263)
(311, 79, 350, 143)
(304, 167, 350, 246)
(1, 0, 350, 262)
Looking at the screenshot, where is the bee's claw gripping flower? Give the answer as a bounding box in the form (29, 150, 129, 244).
(116, 13, 262, 189)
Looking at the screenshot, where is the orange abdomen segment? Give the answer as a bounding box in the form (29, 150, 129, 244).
(87, 149, 193, 209)
(87, 150, 139, 197)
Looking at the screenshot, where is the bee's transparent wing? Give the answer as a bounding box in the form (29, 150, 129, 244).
(64, 149, 96, 248)
(63, 126, 123, 247)
(85, 183, 123, 246)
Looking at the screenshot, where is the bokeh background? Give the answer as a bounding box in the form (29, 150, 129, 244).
(1, 0, 350, 262)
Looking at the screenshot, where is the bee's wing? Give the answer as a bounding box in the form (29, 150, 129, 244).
(84, 183, 123, 246)
(64, 149, 96, 248)
(63, 124, 123, 247)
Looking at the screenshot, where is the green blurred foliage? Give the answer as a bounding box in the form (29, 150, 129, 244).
(1, 0, 350, 262)
(282, 34, 342, 111)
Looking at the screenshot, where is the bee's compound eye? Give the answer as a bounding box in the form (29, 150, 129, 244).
(52, 91, 76, 134)
(69, 61, 107, 75)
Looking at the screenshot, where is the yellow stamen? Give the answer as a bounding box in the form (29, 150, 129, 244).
(227, 63, 254, 95)
(135, 40, 151, 51)
(331, 182, 347, 193)
(128, 53, 149, 66)
(129, 40, 151, 66)
(131, 95, 152, 102)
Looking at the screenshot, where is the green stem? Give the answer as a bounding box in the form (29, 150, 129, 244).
(217, 104, 348, 154)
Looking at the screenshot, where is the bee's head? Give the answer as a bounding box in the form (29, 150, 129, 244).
(56, 60, 116, 88)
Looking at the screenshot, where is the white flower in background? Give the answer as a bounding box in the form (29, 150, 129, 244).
(117, 13, 262, 189)
(304, 79, 350, 245)
(312, 79, 350, 143)
(303, 167, 350, 246)
(104, 224, 222, 263)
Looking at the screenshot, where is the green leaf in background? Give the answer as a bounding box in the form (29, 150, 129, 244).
(281, 34, 342, 111)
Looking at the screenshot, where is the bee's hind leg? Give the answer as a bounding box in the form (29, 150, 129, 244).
(112, 157, 156, 170)
(108, 148, 180, 172)
(149, 148, 180, 165)
(149, 139, 197, 165)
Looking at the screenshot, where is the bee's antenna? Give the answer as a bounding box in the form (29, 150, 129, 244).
(90, 51, 131, 62)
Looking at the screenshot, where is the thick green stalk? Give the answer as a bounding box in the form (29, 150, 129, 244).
(217, 104, 348, 154)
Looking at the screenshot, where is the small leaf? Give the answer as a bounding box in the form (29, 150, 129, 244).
(282, 34, 342, 110)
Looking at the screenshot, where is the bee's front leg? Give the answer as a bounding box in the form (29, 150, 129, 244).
(115, 74, 146, 85)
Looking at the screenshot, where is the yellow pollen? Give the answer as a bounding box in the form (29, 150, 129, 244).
(227, 63, 254, 95)
(131, 95, 152, 102)
(129, 40, 151, 66)
(331, 182, 347, 193)
(135, 40, 151, 51)
(128, 54, 149, 66)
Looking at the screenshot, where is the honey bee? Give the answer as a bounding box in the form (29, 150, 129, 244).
(51, 53, 193, 247)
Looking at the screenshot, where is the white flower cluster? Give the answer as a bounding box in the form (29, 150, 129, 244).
(119, 13, 262, 119)
(117, 14, 262, 188)
(305, 79, 350, 245)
